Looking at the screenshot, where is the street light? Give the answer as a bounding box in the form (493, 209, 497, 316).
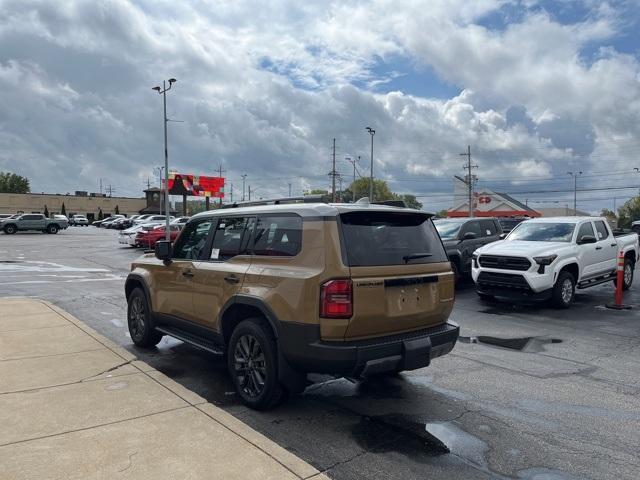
(567, 171, 582, 216)
(345, 156, 359, 203)
(366, 127, 375, 201)
(152, 78, 177, 241)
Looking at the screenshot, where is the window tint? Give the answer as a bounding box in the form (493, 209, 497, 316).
(508, 222, 575, 242)
(209, 217, 250, 261)
(172, 219, 214, 260)
(480, 220, 498, 237)
(594, 221, 610, 240)
(462, 221, 482, 237)
(340, 212, 448, 266)
(23, 214, 42, 220)
(577, 222, 595, 241)
(253, 215, 302, 257)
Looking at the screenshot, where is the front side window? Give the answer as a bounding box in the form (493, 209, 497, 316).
(576, 222, 595, 242)
(172, 219, 214, 260)
(253, 215, 302, 257)
(209, 217, 251, 261)
(462, 221, 482, 238)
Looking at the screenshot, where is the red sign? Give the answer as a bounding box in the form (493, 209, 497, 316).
(478, 196, 492, 204)
(166, 173, 224, 198)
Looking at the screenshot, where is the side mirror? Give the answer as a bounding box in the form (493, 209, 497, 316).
(155, 240, 173, 262)
(499, 233, 507, 240)
(578, 235, 597, 245)
(462, 232, 477, 240)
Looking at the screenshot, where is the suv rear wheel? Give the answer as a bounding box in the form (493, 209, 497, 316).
(127, 288, 163, 347)
(46, 224, 59, 234)
(228, 318, 285, 410)
(552, 271, 575, 308)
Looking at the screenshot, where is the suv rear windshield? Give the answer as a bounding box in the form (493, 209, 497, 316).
(340, 211, 447, 266)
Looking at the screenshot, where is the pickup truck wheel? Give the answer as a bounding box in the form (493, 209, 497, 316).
(552, 271, 575, 309)
(228, 318, 285, 410)
(613, 259, 634, 291)
(127, 288, 163, 348)
(3, 224, 17, 234)
(46, 224, 59, 234)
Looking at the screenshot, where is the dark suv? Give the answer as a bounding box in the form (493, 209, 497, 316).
(434, 217, 503, 281)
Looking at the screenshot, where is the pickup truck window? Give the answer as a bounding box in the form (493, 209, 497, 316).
(508, 222, 575, 242)
(594, 221, 610, 240)
(480, 219, 498, 237)
(576, 222, 595, 241)
(461, 221, 482, 238)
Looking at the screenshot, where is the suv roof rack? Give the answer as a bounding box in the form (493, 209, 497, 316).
(221, 194, 331, 209)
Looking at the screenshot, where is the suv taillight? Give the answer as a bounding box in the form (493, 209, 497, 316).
(320, 279, 353, 319)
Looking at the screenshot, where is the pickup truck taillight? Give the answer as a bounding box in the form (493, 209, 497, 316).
(320, 279, 353, 319)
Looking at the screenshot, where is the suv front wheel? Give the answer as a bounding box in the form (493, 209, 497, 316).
(228, 318, 285, 410)
(127, 288, 163, 347)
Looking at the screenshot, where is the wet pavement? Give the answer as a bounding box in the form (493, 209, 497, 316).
(1, 228, 640, 479)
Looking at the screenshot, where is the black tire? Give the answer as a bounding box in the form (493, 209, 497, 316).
(46, 224, 58, 234)
(613, 258, 634, 291)
(127, 288, 163, 347)
(552, 271, 575, 309)
(227, 318, 285, 410)
(4, 224, 17, 235)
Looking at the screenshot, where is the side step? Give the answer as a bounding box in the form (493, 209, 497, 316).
(156, 326, 225, 355)
(577, 272, 615, 289)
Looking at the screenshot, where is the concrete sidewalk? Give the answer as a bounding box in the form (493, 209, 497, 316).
(0, 298, 328, 480)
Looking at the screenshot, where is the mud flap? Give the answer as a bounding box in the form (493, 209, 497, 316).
(278, 350, 307, 394)
(402, 336, 432, 371)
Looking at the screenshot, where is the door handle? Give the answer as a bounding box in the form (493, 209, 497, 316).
(610, 243, 617, 247)
(595, 246, 602, 250)
(182, 270, 194, 278)
(224, 275, 239, 284)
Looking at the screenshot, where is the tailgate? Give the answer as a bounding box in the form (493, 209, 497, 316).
(339, 210, 454, 340)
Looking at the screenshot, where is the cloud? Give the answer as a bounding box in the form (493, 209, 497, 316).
(0, 0, 638, 213)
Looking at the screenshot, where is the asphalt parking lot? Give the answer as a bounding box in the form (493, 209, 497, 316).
(2, 227, 639, 480)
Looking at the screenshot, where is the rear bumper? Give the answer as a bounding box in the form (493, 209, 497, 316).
(279, 322, 459, 377)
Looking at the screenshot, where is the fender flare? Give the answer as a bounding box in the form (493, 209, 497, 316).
(125, 273, 153, 311)
(218, 295, 282, 339)
(552, 258, 580, 282)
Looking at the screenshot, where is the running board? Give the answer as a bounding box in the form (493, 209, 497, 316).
(577, 272, 615, 289)
(156, 326, 225, 355)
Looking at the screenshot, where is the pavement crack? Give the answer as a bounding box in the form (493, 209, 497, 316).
(118, 451, 138, 473)
(80, 360, 134, 382)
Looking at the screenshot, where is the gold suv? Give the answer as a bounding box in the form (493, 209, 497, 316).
(125, 198, 459, 409)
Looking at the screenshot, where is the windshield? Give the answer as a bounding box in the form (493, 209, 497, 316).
(434, 220, 464, 240)
(507, 222, 575, 242)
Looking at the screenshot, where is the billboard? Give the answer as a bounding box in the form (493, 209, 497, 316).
(166, 173, 224, 198)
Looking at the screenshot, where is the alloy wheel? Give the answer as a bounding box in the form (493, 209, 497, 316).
(129, 296, 146, 341)
(624, 263, 633, 287)
(561, 278, 573, 304)
(233, 334, 267, 398)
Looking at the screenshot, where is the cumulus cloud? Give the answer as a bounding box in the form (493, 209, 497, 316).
(0, 0, 638, 212)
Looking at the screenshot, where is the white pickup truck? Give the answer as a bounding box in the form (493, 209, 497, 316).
(471, 217, 639, 308)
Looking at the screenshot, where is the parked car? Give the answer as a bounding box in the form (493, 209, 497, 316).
(120, 215, 143, 229)
(53, 215, 69, 229)
(69, 215, 89, 226)
(133, 214, 172, 226)
(498, 217, 526, 234)
(472, 216, 639, 308)
(118, 224, 149, 247)
(170, 216, 190, 228)
(125, 198, 459, 409)
(100, 215, 125, 228)
(1, 214, 68, 234)
(109, 217, 131, 230)
(134, 224, 181, 248)
(0, 214, 13, 219)
(434, 217, 503, 282)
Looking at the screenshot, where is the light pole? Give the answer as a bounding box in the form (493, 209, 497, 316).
(567, 171, 582, 216)
(345, 156, 358, 203)
(152, 78, 177, 241)
(366, 127, 375, 201)
(241, 174, 247, 201)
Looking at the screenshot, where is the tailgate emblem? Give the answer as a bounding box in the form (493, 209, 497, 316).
(356, 281, 383, 288)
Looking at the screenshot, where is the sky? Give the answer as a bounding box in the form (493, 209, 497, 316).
(0, 0, 639, 213)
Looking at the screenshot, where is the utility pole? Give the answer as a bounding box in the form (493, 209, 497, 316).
(567, 171, 582, 215)
(288, 182, 292, 197)
(337, 175, 343, 201)
(152, 77, 177, 241)
(345, 157, 358, 203)
(460, 145, 477, 217)
(99, 178, 103, 195)
(248, 185, 252, 201)
(366, 127, 375, 201)
(217, 164, 226, 205)
(241, 174, 247, 201)
(106, 185, 116, 197)
(230, 183, 233, 203)
(331, 138, 337, 202)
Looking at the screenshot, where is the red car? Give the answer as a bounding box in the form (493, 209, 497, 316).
(135, 224, 181, 248)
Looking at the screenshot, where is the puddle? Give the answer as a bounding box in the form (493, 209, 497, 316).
(517, 467, 586, 480)
(459, 336, 562, 352)
(351, 414, 450, 456)
(425, 421, 489, 469)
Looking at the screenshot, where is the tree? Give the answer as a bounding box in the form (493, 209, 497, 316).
(61, 203, 66, 216)
(617, 198, 640, 229)
(98, 208, 104, 220)
(115, 205, 120, 215)
(344, 178, 395, 202)
(44, 205, 49, 218)
(0, 172, 30, 194)
(600, 208, 617, 226)
(306, 189, 329, 196)
(435, 209, 449, 218)
(397, 194, 423, 210)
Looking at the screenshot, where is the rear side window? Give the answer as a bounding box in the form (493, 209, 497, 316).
(340, 212, 448, 266)
(594, 221, 610, 240)
(253, 215, 302, 257)
(480, 220, 498, 237)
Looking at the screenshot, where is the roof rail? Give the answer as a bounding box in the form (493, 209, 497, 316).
(220, 194, 331, 209)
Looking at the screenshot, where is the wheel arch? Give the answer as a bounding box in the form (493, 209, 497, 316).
(125, 274, 153, 311)
(557, 261, 579, 282)
(219, 296, 281, 345)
